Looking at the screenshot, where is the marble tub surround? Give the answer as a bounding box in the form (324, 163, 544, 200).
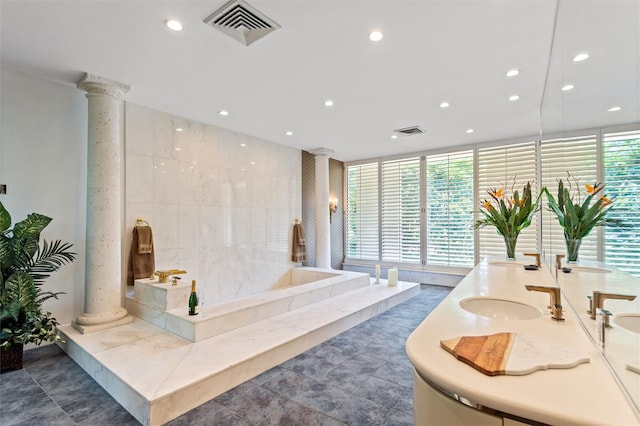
(58, 279, 420, 425)
(124, 103, 301, 308)
(127, 268, 371, 342)
(406, 256, 640, 425)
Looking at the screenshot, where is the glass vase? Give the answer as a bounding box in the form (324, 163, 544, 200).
(503, 236, 517, 260)
(565, 238, 582, 263)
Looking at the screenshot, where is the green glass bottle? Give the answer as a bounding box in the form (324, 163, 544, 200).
(188, 280, 199, 315)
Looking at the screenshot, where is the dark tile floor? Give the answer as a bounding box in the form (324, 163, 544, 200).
(0, 285, 450, 426)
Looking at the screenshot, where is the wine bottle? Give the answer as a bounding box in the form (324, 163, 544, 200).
(188, 280, 199, 315)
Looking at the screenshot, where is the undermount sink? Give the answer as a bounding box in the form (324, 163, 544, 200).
(613, 313, 640, 334)
(565, 265, 611, 273)
(459, 297, 542, 320)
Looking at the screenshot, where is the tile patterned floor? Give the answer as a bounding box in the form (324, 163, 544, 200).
(0, 285, 450, 426)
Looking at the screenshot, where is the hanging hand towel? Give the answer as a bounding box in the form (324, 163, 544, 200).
(127, 225, 156, 285)
(291, 222, 306, 263)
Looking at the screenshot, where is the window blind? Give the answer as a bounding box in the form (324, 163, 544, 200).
(426, 151, 474, 266)
(346, 163, 379, 260)
(603, 131, 640, 276)
(540, 135, 598, 261)
(381, 157, 421, 263)
(477, 142, 538, 259)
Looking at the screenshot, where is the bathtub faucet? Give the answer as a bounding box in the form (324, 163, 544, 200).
(155, 269, 187, 283)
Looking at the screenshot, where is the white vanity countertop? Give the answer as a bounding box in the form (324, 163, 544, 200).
(406, 256, 640, 425)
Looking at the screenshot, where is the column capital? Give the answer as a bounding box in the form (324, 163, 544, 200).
(77, 73, 130, 98)
(309, 147, 335, 157)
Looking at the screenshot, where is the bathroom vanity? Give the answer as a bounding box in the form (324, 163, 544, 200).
(406, 257, 640, 425)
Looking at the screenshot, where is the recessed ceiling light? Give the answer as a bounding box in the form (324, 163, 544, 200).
(440, 102, 450, 108)
(175, 127, 183, 132)
(250, 161, 256, 165)
(324, 99, 334, 107)
(561, 84, 574, 91)
(286, 131, 293, 136)
(240, 143, 246, 147)
(175, 147, 181, 151)
(608, 106, 622, 112)
(369, 31, 383, 42)
(165, 19, 183, 31)
(219, 110, 229, 116)
(506, 69, 519, 77)
(466, 129, 474, 134)
(391, 134, 398, 139)
(509, 95, 520, 101)
(573, 53, 589, 62)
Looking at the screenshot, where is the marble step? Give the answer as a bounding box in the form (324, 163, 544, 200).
(58, 280, 420, 426)
(126, 268, 371, 342)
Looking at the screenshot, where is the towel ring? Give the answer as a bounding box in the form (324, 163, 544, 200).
(136, 218, 150, 227)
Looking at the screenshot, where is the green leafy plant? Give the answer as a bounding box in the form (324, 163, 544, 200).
(475, 179, 541, 258)
(543, 173, 619, 241)
(0, 201, 75, 349)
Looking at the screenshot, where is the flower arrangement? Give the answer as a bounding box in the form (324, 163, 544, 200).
(475, 179, 541, 259)
(544, 173, 617, 261)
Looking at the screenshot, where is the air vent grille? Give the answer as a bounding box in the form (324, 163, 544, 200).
(204, 0, 280, 46)
(394, 126, 425, 136)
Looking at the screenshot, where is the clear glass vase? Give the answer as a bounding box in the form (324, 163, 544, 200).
(503, 236, 517, 260)
(565, 238, 582, 263)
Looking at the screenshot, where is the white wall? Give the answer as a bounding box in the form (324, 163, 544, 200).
(124, 104, 302, 305)
(0, 69, 87, 326)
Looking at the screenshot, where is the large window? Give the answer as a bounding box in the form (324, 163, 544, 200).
(603, 131, 640, 276)
(346, 162, 378, 260)
(426, 151, 474, 266)
(345, 124, 640, 276)
(477, 142, 538, 258)
(381, 158, 421, 263)
(540, 135, 598, 261)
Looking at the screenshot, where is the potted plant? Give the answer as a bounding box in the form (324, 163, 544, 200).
(0, 201, 75, 372)
(544, 173, 618, 262)
(475, 179, 541, 259)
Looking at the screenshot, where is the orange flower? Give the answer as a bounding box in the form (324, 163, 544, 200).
(488, 188, 504, 198)
(518, 199, 524, 207)
(483, 200, 493, 210)
(601, 196, 612, 207)
(585, 184, 595, 194)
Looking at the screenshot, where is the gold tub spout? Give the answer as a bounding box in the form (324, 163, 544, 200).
(590, 291, 636, 320)
(155, 269, 187, 283)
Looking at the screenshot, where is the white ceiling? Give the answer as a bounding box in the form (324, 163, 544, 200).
(1, 0, 638, 162)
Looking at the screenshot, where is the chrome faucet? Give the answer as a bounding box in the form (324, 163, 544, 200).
(525, 285, 564, 321)
(590, 291, 636, 320)
(523, 252, 541, 267)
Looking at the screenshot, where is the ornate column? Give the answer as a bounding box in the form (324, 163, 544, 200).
(309, 148, 334, 269)
(73, 73, 132, 333)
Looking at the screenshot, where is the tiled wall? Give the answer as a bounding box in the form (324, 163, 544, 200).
(124, 103, 301, 304)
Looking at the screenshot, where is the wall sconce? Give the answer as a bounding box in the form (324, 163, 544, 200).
(329, 197, 338, 223)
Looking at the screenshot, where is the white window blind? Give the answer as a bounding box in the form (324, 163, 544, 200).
(346, 163, 379, 260)
(426, 151, 474, 266)
(477, 142, 538, 258)
(603, 131, 640, 276)
(381, 157, 421, 263)
(540, 135, 598, 261)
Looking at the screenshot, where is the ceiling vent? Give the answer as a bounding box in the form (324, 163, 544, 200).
(394, 126, 425, 136)
(204, 0, 281, 46)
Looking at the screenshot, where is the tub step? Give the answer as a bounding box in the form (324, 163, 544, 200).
(127, 268, 371, 342)
(58, 280, 420, 426)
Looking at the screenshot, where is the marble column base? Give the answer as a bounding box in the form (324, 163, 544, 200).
(72, 312, 133, 334)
